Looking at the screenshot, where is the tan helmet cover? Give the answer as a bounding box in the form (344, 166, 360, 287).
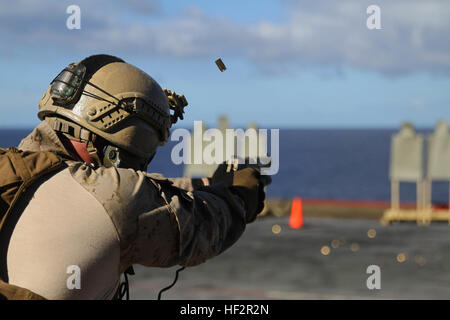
(38, 59, 171, 159)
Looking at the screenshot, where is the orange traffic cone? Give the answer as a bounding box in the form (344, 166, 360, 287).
(289, 197, 304, 229)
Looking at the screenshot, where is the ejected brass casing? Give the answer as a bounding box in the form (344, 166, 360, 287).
(215, 58, 226, 72)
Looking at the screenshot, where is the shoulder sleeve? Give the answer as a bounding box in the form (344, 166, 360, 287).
(68, 163, 177, 268)
(69, 164, 247, 269)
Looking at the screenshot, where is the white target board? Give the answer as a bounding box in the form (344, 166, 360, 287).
(427, 122, 450, 180)
(390, 128, 424, 181)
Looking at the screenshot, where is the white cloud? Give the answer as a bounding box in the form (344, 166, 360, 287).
(1, 0, 450, 76)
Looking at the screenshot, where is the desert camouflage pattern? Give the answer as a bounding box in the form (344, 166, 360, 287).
(0, 121, 247, 299)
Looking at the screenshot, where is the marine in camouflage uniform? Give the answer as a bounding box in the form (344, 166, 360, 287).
(0, 55, 266, 300)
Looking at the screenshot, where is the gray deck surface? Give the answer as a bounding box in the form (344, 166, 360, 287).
(129, 216, 450, 300)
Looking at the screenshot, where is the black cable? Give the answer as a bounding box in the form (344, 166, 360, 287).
(84, 80, 121, 103)
(157, 266, 185, 300)
(124, 272, 130, 300)
(82, 90, 118, 106)
(115, 273, 129, 300)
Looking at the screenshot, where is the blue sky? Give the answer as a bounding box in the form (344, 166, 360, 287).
(0, 0, 449, 129)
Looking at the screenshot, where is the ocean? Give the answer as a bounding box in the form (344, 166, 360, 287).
(1, 128, 448, 203)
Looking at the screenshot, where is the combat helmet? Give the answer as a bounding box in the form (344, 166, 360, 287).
(38, 54, 187, 169)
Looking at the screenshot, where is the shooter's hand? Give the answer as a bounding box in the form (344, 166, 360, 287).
(211, 157, 272, 187)
(231, 167, 266, 223)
